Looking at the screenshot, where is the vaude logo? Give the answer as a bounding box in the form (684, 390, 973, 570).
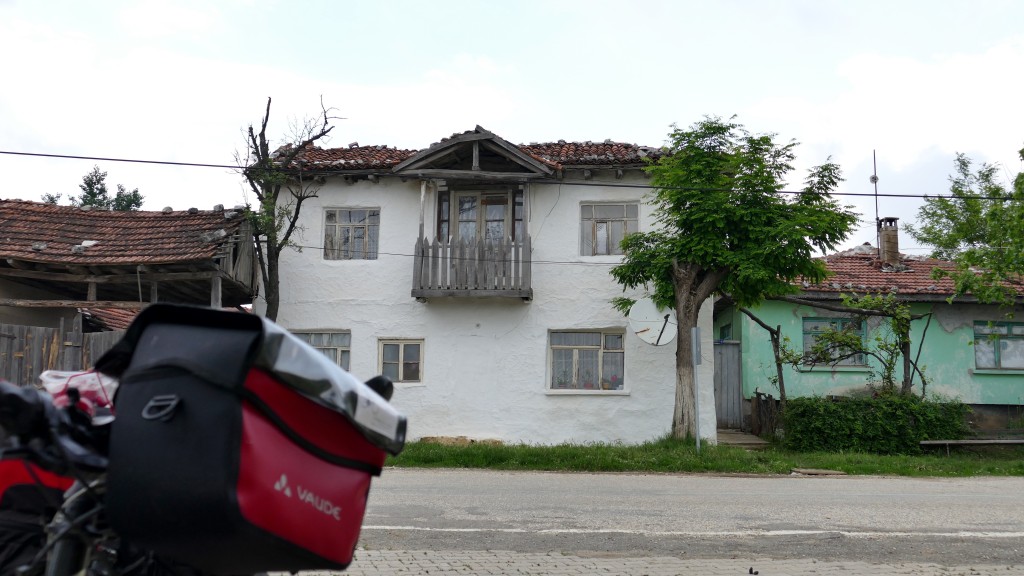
(274, 474, 292, 497)
(273, 474, 342, 521)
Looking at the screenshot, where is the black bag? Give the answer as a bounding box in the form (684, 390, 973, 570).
(96, 305, 406, 575)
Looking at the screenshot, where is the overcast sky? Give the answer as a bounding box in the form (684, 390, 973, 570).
(2, 0, 1022, 252)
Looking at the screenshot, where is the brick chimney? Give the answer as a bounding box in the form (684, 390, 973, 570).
(878, 217, 900, 266)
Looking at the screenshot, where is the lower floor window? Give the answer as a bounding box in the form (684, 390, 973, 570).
(292, 331, 351, 371)
(550, 331, 624, 390)
(380, 339, 422, 383)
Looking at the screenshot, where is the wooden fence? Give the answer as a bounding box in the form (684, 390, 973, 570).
(0, 322, 124, 385)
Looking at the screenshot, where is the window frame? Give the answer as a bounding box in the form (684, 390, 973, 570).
(549, 330, 625, 391)
(291, 331, 351, 371)
(379, 339, 424, 384)
(323, 207, 380, 260)
(579, 202, 639, 256)
(436, 188, 523, 242)
(974, 321, 1024, 370)
(801, 317, 867, 367)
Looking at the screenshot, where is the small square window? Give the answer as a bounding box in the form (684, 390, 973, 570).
(380, 339, 423, 383)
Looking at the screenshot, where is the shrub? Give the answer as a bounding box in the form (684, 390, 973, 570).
(783, 393, 970, 454)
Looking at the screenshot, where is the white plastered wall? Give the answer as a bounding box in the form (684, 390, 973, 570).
(258, 172, 716, 445)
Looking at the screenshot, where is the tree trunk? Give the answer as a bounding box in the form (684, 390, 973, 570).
(264, 253, 281, 321)
(672, 296, 699, 439)
(770, 326, 787, 410)
(900, 339, 913, 395)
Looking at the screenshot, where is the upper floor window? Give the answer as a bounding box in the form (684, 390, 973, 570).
(580, 203, 638, 256)
(437, 189, 523, 242)
(324, 208, 379, 260)
(292, 331, 351, 371)
(802, 318, 866, 366)
(550, 331, 624, 391)
(974, 321, 1024, 370)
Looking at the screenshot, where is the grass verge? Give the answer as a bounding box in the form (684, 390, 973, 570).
(386, 437, 1024, 477)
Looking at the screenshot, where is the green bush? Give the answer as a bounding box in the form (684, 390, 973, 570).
(783, 393, 970, 454)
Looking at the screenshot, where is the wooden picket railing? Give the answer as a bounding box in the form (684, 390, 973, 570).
(412, 235, 532, 300)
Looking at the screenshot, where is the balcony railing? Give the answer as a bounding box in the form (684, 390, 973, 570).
(412, 235, 532, 300)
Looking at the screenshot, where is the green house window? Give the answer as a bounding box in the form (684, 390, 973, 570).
(802, 318, 866, 366)
(974, 322, 1024, 370)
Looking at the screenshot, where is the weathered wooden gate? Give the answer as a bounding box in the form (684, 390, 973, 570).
(713, 340, 743, 429)
(0, 322, 124, 385)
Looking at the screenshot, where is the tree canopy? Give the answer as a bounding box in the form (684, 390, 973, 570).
(905, 148, 1024, 306)
(41, 165, 144, 211)
(611, 117, 859, 438)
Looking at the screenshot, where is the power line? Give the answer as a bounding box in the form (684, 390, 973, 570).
(0, 149, 1017, 201)
(0, 150, 238, 169)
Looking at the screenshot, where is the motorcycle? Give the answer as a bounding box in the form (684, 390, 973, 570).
(0, 304, 406, 576)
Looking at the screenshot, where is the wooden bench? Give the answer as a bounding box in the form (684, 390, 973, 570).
(920, 439, 1024, 455)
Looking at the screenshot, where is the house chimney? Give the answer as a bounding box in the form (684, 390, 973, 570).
(878, 217, 900, 266)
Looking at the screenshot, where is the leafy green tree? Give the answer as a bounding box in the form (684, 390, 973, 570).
(240, 97, 335, 321)
(40, 165, 144, 211)
(611, 117, 859, 439)
(905, 148, 1024, 306)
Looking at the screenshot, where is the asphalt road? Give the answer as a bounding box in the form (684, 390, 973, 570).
(358, 469, 1024, 565)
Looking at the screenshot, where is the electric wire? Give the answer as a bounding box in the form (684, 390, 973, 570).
(1, 149, 1020, 202)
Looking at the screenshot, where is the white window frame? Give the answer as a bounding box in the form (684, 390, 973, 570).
(323, 207, 380, 260)
(379, 339, 423, 383)
(291, 331, 351, 371)
(580, 202, 639, 256)
(974, 321, 1024, 370)
(549, 330, 625, 391)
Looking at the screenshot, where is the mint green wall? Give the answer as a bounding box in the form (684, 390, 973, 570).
(722, 300, 1024, 405)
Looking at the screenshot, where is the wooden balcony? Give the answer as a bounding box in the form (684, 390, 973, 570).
(412, 235, 532, 300)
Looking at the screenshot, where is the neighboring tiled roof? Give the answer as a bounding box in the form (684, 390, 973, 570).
(286, 135, 662, 171)
(81, 308, 137, 331)
(0, 200, 247, 266)
(802, 243, 967, 297)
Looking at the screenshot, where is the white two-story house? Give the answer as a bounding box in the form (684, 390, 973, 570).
(257, 126, 716, 445)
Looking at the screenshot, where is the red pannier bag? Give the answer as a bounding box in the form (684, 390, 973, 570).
(0, 460, 73, 576)
(95, 305, 406, 575)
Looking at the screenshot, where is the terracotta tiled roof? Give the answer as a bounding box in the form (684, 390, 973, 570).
(520, 141, 662, 167)
(802, 243, 969, 297)
(287, 136, 661, 171)
(286, 144, 417, 170)
(0, 200, 247, 266)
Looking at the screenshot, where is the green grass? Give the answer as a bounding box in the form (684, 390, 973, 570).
(386, 437, 1024, 477)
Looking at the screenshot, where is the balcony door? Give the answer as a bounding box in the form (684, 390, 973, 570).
(438, 189, 523, 243)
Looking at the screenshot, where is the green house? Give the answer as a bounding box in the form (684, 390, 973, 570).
(713, 225, 1024, 432)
